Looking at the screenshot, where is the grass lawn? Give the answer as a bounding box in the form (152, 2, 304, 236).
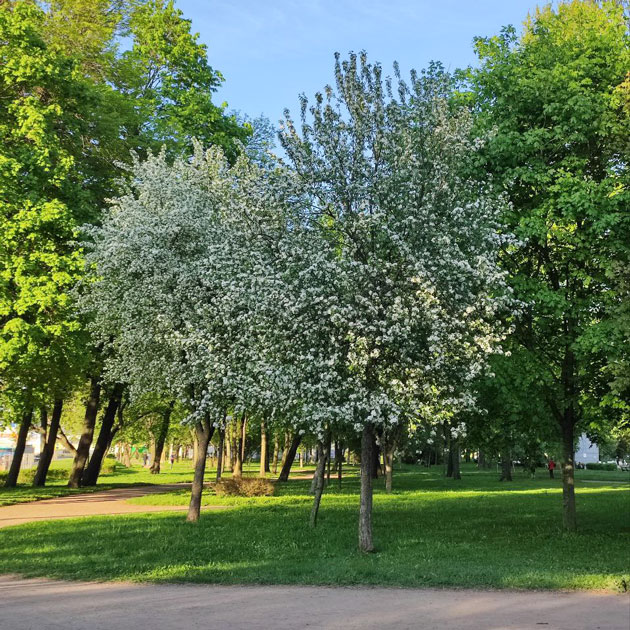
(0, 458, 264, 506)
(2, 464, 628, 591)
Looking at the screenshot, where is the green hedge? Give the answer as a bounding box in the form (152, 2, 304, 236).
(585, 462, 618, 471)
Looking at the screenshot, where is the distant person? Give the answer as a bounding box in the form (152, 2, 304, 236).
(548, 459, 556, 479)
(170, 453, 175, 469)
(143, 452, 148, 467)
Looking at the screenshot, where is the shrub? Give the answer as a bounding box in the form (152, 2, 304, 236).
(214, 477, 275, 497)
(585, 462, 618, 471)
(20, 468, 69, 484)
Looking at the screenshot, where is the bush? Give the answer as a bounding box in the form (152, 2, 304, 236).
(214, 477, 275, 497)
(585, 462, 618, 471)
(18, 468, 69, 484)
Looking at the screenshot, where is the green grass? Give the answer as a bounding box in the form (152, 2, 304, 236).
(0, 459, 269, 506)
(2, 464, 628, 591)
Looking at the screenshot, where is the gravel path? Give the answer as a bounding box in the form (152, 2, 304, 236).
(0, 575, 627, 630)
(0, 484, 225, 528)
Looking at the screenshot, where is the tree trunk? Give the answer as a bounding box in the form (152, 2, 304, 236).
(326, 440, 332, 486)
(309, 439, 329, 527)
(240, 414, 247, 466)
(68, 377, 101, 488)
(272, 437, 279, 474)
(82, 384, 124, 486)
(259, 420, 267, 477)
(225, 431, 233, 472)
(265, 435, 271, 473)
(452, 440, 461, 480)
(33, 400, 63, 487)
(336, 441, 343, 487)
(216, 427, 225, 481)
(150, 402, 173, 474)
(277, 433, 301, 482)
(500, 452, 512, 481)
(233, 415, 244, 478)
(371, 433, 380, 479)
(384, 440, 394, 493)
(187, 419, 214, 523)
(5, 409, 33, 487)
(359, 424, 375, 552)
(561, 420, 577, 530)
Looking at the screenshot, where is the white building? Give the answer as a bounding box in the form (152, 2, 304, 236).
(576, 434, 599, 465)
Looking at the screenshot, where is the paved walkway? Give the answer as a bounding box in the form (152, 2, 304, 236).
(0, 484, 225, 528)
(0, 576, 627, 630)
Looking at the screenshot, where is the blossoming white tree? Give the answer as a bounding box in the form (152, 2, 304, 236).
(280, 53, 513, 551)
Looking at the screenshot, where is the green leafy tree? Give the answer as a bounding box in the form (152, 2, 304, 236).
(465, 0, 630, 528)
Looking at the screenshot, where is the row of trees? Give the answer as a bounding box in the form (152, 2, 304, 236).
(1, 0, 628, 551)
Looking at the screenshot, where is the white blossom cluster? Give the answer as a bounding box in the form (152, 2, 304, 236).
(82, 54, 514, 439)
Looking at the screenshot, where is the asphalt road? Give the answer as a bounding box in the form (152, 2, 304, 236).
(0, 575, 627, 630)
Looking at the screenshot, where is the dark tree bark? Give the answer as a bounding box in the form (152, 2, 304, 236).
(5, 409, 33, 488)
(150, 401, 173, 474)
(216, 427, 225, 482)
(33, 400, 63, 487)
(187, 419, 214, 523)
(384, 439, 394, 493)
(68, 377, 101, 488)
(371, 433, 381, 479)
(309, 438, 329, 527)
(82, 384, 124, 486)
(499, 452, 512, 481)
(277, 433, 301, 482)
(272, 437, 279, 474)
(233, 414, 244, 478)
(259, 420, 267, 477)
(359, 424, 375, 552)
(451, 442, 461, 480)
(326, 440, 332, 486)
(335, 440, 343, 487)
(561, 418, 577, 530)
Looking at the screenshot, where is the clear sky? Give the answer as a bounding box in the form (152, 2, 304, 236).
(177, 0, 540, 125)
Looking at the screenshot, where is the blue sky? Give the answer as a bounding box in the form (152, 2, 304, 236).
(177, 0, 539, 125)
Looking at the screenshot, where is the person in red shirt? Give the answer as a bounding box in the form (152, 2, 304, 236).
(548, 459, 556, 479)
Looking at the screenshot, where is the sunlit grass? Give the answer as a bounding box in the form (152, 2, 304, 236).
(3, 464, 628, 591)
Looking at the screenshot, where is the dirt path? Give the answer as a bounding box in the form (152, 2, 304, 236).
(0, 484, 225, 528)
(0, 576, 627, 630)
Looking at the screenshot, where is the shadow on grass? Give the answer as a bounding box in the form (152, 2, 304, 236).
(4, 478, 629, 591)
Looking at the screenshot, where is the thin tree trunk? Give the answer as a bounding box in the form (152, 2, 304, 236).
(216, 427, 225, 481)
(33, 400, 63, 487)
(371, 433, 380, 479)
(233, 415, 244, 478)
(150, 402, 173, 474)
(452, 441, 461, 480)
(5, 409, 33, 487)
(326, 440, 332, 486)
(384, 439, 394, 493)
(68, 377, 101, 488)
(187, 419, 214, 522)
(336, 441, 343, 487)
(309, 439, 328, 527)
(240, 414, 247, 468)
(278, 433, 301, 482)
(272, 437, 279, 474)
(561, 420, 577, 530)
(500, 451, 512, 481)
(82, 384, 124, 486)
(259, 420, 267, 477)
(279, 431, 290, 471)
(225, 430, 233, 472)
(359, 424, 375, 552)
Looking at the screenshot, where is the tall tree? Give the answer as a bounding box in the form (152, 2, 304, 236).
(280, 54, 512, 551)
(466, 0, 630, 529)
